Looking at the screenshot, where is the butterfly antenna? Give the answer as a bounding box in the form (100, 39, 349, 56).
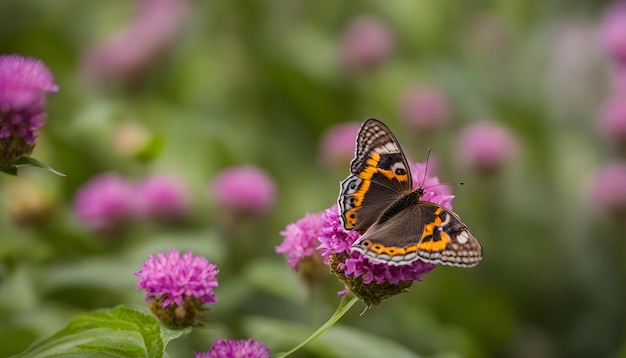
(420, 147, 432, 189)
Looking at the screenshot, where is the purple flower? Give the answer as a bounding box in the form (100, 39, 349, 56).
(135, 249, 219, 307)
(276, 210, 326, 270)
(600, 1, 626, 65)
(0, 54, 58, 163)
(599, 93, 626, 148)
(589, 162, 626, 217)
(318, 122, 361, 168)
(80, 0, 188, 88)
(318, 205, 436, 286)
(338, 15, 394, 71)
(74, 173, 136, 232)
(135, 174, 191, 222)
(457, 121, 519, 174)
(0, 54, 58, 113)
(399, 84, 451, 134)
(195, 338, 270, 358)
(210, 166, 276, 216)
(135, 249, 219, 328)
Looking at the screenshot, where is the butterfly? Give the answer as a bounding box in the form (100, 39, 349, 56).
(337, 118, 482, 267)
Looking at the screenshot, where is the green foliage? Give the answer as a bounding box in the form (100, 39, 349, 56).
(14, 306, 190, 358)
(0, 157, 65, 177)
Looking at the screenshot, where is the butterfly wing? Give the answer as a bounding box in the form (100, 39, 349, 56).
(352, 200, 483, 267)
(338, 119, 413, 233)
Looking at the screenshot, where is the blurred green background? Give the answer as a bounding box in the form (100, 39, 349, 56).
(1, 0, 625, 357)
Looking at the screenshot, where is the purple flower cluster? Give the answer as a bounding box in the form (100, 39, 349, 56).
(338, 15, 394, 72)
(135, 174, 191, 221)
(276, 211, 326, 270)
(210, 166, 276, 217)
(457, 121, 519, 175)
(80, 0, 187, 88)
(399, 84, 452, 134)
(195, 338, 270, 358)
(318, 122, 361, 169)
(592, 2, 626, 216)
(318, 205, 436, 286)
(74, 173, 136, 232)
(0, 54, 58, 163)
(74, 172, 191, 232)
(135, 249, 219, 307)
(600, 1, 626, 66)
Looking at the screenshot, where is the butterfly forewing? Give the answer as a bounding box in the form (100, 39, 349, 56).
(338, 119, 413, 232)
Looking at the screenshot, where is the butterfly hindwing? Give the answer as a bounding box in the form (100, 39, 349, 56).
(338, 119, 412, 233)
(353, 200, 482, 267)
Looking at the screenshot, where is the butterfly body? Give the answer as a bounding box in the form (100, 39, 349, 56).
(337, 118, 482, 268)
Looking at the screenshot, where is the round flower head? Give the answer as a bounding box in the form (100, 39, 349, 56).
(210, 165, 276, 216)
(135, 174, 191, 222)
(195, 338, 270, 358)
(399, 84, 452, 134)
(600, 1, 626, 65)
(457, 121, 519, 175)
(318, 122, 361, 169)
(276, 211, 326, 270)
(73, 173, 135, 232)
(80, 0, 187, 88)
(276, 210, 329, 285)
(338, 15, 394, 72)
(318, 159, 449, 306)
(0, 54, 58, 163)
(0, 54, 58, 112)
(135, 250, 219, 328)
(589, 162, 626, 217)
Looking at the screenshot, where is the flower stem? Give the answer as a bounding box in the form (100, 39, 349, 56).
(276, 293, 358, 358)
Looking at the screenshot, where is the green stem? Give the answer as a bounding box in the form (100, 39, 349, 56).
(276, 293, 359, 358)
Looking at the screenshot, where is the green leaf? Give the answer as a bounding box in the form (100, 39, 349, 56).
(13, 305, 190, 358)
(0, 164, 18, 175)
(8, 156, 66, 176)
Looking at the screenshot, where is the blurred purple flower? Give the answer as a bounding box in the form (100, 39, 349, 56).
(135, 174, 191, 222)
(276, 210, 326, 270)
(195, 338, 270, 358)
(80, 0, 188, 88)
(134, 249, 219, 307)
(457, 121, 519, 174)
(0, 54, 58, 163)
(338, 15, 394, 71)
(210, 166, 276, 216)
(399, 84, 452, 134)
(589, 162, 626, 216)
(318, 122, 360, 168)
(74, 173, 136, 232)
(600, 1, 626, 65)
